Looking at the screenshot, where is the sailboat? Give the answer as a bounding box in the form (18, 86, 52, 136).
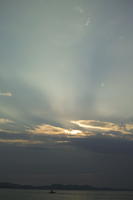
(49, 189, 56, 194)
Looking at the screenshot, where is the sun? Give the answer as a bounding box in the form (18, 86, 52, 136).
(64, 129, 82, 135)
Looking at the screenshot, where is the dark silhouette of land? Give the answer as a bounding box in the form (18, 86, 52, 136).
(0, 182, 132, 191)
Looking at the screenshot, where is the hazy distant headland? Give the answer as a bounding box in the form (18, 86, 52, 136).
(0, 183, 132, 191)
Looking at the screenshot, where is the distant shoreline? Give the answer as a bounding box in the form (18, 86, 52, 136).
(0, 183, 132, 192)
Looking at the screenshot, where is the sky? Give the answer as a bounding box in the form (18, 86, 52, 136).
(0, 0, 133, 189)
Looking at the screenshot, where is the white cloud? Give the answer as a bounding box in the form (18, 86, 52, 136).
(75, 6, 84, 14)
(84, 17, 91, 26)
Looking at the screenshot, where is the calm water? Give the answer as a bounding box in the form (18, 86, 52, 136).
(0, 189, 133, 200)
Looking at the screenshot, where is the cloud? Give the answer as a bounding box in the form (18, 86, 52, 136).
(27, 124, 90, 137)
(0, 139, 42, 144)
(0, 129, 19, 134)
(28, 124, 66, 135)
(27, 120, 133, 140)
(70, 136, 133, 154)
(0, 92, 12, 96)
(75, 6, 84, 14)
(71, 120, 119, 131)
(71, 120, 133, 137)
(84, 17, 91, 26)
(0, 118, 14, 124)
(125, 124, 133, 131)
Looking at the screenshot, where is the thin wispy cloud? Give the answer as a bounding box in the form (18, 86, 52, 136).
(71, 120, 133, 137)
(27, 124, 88, 137)
(0, 118, 14, 124)
(0, 92, 12, 96)
(84, 17, 91, 26)
(0, 129, 19, 134)
(75, 6, 84, 14)
(0, 138, 42, 144)
(27, 120, 133, 140)
(28, 124, 66, 135)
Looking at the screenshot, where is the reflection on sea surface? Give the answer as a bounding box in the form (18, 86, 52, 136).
(0, 189, 133, 200)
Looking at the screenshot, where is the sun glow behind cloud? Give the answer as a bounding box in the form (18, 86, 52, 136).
(27, 119, 133, 141)
(71, 120, 133, 136)
(27, 124, 86, 137)
(1, 118, 133, 146)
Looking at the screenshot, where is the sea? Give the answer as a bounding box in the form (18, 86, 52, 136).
(0, 189, 133, 200)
